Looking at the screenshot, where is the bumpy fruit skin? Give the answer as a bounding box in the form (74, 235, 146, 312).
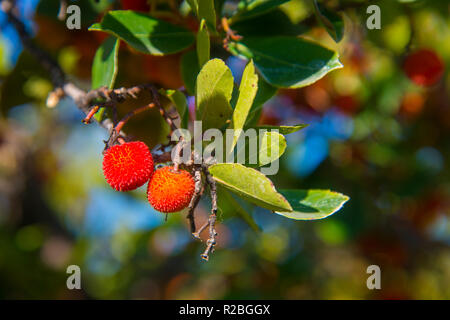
(403, 49, 445, 87)
(120, 0, 150, 12)
(147, 166, 195, 213)
(103, 141, 154, 191)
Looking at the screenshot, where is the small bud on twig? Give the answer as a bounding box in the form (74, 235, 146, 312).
(46, 87, 65, 108)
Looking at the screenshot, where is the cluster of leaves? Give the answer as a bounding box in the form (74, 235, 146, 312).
(89, 0, 349, 223)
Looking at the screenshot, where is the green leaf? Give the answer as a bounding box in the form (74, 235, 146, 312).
(252, 76, 278, 107)
(231, 36, 343, 88)
(209, 163, 292, 212)
(89, 10, 195, 55)
(235, 131, 286, 167)
(313, 1, 344, 43)
(231, 9, 305, 38)
(231, 0, 290, 23)
(253, 124, 308, 135)
(245, 77, 278, 126)
(91, 36, 120, 121)
(196, 19, 210, 68)
(229, 60, 258, 152)
(163, 89, 189, 129)
(214, 0, 226, 16)
(198, 0, 216, 32)
(195, 58, 233, 130)
(92, 36, 119, 90)
(186, 0, 199, 16)
(276, 189, 349, 220)
(258, 131, 286, 166)
(217, 187, 260, 232)
(245, 107, 263, 127)
(181, 50, 200, 96)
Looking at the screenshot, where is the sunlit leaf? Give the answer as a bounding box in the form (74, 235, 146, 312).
(258, 131, 286, 166)
(229, 60, 258, 152)
(253, 124, 308, 134)
(196, 59, 233, 130)
(197, 19, 210, 68)
(245, 77, 278, 126)
(276, 189, 349, 220)
(198, 0, 217, 32)
(92, 36, 119, 90)
(89, 10, 195, 55)
(209, 163, 292, 212)
(230, 36, 343, 88)
(91, 36, 119, 122)
(234, 130, 286, 167)
(186, 0, 199, 16)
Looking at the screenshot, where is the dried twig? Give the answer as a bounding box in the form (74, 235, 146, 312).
(188, 168, 204, 235)
(199, 166, 218, 261)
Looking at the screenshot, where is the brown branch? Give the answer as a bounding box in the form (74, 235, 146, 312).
(188, 168, 204, 235)
(149, 86, 179, 133)
(199, 166, 218, 261)
(200, 213, 217, 261)
(204, 166, 218, 214)
(193, 219, 209, 240)
(82, 106, 100, 124)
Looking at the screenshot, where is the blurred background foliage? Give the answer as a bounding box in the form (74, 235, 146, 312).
(0, 0, 449, 299)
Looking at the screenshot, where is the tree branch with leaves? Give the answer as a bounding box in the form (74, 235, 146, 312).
(1, 0, 349, 261)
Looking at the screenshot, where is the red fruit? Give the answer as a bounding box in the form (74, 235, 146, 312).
(403, 49, 445, 87)
(147, 166, 195, 213)
(120, 0, 150, 12)
(103, 141, 154, 191)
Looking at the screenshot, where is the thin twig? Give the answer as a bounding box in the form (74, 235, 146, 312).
(193, 219, 209, 240)
(149, 85, 179, 133)
(204, 166, 218, 215)
(114, 103, 155, 133)
(188, 168, 204, 235)
(199, 166, 218, 260)
(221, 17, 242, 41)
(57, 0, 68, 21)
(105, 103, 156, 149)
(82, 105, 100, 124)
